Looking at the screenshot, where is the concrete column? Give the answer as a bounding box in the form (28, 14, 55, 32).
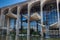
(0, 10, 1, 26)
(6, 17, 10, 40)
(27, 4, 30, 40)
(6, 8, 12, 40)
(7, 8, 12, 36)
(0, 10, 3, 27)
(57, 0, 59, 26)
(7, 17, 10, 35)
(15, 6, 20, 40)
(40, 0, 43, 37)
(0, 10, 4, 37)
(1, 10, 6, 36)
(1, 10, 4, 27)
(9, 8, 11, 13)
(57, 0, 60, 36)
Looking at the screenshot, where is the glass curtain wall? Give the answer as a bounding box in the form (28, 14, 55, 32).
(43, 0, 59, 37)
(9, 18, 16, 35)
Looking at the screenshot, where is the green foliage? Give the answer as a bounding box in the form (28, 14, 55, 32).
(10, 27, 40, 35)
(19, 29, 27, 34)
(30, 28, 40, 35)
(10, 30, 16, 36)
(32, 32, 39, 35)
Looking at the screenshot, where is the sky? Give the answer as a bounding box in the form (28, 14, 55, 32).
(0, 0, 27, 8)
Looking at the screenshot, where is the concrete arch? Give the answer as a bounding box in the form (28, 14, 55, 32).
(30, 1, 40, 12)
(20, 3, 28, 14)
(11, 6, 17, 14)
(43, 0, 60, 8)
(28, 0, 40, 10)
(3, 8, 9, 15)
(43, 0, 57, 11)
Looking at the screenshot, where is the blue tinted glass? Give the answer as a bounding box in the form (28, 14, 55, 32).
(43, 9, 58, 26)
(10, 18, 16, 29)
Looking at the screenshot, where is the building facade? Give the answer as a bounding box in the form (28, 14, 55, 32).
(0, 0, 60, 38)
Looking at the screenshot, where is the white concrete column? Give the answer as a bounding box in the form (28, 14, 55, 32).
(6, 8, 11, 39)
(57, 0, 59, 26)
(57, 0, 60, 35)
(27, 4, 31, 40)
(6, 8, 12, 40)
(1, 10, 4, 27)
(15, 6, 20, 40)
(9, 8, 12, 13)
(7, 8, 12, 36)
(40, 0, 43, 37)
(7, 17, 10, 35)
(0, 10, 1, 26)
(0, 10, 3, 27)
(6, 17, 10, 40)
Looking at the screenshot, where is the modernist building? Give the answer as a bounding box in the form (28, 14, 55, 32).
(0, 0, 60, 38)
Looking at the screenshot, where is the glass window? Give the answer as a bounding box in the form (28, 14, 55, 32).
(9, 18, 16, 29)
